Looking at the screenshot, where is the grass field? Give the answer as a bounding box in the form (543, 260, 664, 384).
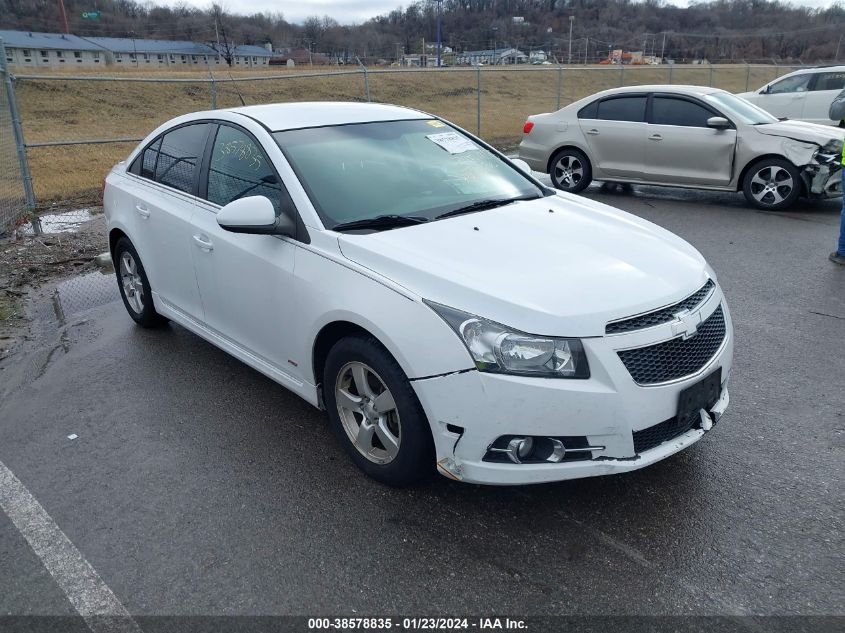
(13, 64, 798, 206)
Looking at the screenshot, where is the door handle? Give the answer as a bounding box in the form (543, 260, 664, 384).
(586, 129, 599, 135)
(648, 134, 663, 141)
(192, 234, 214, 251)
(135, 204, 150, 219)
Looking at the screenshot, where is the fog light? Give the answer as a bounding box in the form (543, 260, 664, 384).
(506, 437, 534, 463)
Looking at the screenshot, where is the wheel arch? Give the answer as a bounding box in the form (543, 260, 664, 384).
(109, 228, 129, 257)
(312, 320, 385, 406)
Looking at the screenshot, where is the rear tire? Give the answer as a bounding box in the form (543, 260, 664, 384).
(113, 237, 167, 328)
(549, 148, 592, 193)
(742, 158, 801, 210)
(323, 334, 434, 486)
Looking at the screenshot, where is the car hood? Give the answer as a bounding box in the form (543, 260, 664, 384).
(337, 194, 710, 337)
(754, 120, 845, 147)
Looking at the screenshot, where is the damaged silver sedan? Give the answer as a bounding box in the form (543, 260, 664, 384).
(518, 85, 845, 210)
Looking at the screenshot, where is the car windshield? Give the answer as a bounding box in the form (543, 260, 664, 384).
(704, 92, 779, 125)
(273, 119, 547, 229)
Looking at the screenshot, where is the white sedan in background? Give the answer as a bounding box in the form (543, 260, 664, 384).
(738, 65, 845, 126)
(104, 102, 732, 486)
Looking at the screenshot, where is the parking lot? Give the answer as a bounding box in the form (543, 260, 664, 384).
(0, 181, 843, 630)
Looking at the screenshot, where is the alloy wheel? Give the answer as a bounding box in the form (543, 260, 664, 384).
(749, 165, 794, 207)
(119, 251, 144, 314)
(553, 155, 584, 189)
(334, 361, 401, 465)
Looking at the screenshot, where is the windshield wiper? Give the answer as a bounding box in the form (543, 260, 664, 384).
(435, 194, 541, 221)
(331, 214, 429, 232)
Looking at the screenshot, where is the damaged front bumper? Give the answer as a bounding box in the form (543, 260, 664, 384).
(803, 161, 843, 198)
(803, 138, 843, 199)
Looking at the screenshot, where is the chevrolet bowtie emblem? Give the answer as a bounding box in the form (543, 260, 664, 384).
(671, 309, 701, 340)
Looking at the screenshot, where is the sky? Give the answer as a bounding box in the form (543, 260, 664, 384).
(178, 0, 839, 24)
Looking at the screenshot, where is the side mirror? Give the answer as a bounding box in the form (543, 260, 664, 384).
(216, 196, 295, 237)
(707, 116, 731, 129)
(510, 158, 533, 175)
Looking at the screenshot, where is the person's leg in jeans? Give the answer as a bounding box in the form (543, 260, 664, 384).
(839, 169, 845, 256)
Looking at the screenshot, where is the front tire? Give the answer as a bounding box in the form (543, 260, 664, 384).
(742, 158, 801, 210)
(113, 237, 167, 328)
(549, 148, 592, 193)
(323, 334, 434, 486)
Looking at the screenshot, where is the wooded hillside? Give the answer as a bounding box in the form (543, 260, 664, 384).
(1, 0, 843, 63)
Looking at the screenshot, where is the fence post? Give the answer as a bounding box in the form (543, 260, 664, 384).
(619, 63, 624, 87)
(556, 65, 563, 110)
(210, 76, 217, 109)
(0, 41, 36, 227)
(709, 65, 714, 87)
(668, 63, 674, 84)
(745, 64, 751, 92)
(476, 65, 481, 136)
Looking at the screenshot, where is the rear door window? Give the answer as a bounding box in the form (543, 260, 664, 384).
(597, 97, 646, 122)
(812, 72, 845, 92)
(651, 97, 715, 128)
(155, 123, 210, 195)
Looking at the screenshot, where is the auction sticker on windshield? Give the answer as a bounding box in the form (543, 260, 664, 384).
(426, 132, 479, 154)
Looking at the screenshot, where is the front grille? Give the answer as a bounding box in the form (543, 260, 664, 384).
(618, 305, 726, 385)
(633, 412, 700, 454)
(606, 280, 715, 335)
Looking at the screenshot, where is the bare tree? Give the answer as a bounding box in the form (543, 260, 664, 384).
(210, 3, 235, 67)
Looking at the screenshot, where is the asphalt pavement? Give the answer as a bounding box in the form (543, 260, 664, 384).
(0, 182, 843, 630)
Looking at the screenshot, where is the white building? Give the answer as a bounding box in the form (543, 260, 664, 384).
(0, 31, 106, 67)
(455, 48, 528, 65)
(0, 30, 273, 69)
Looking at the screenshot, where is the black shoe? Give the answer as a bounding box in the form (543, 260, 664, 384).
(830, 252, 845, 266)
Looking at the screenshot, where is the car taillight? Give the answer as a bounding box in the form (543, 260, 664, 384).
(523, 121, 534, 134)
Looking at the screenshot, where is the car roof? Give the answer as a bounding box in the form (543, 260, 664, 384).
(777, 64, 845, 76)
(223, 102, 431, 131)
(589, 84, 725, 98)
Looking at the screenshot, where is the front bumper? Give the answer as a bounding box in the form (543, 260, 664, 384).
(411, 293, 734, 485)
(804, 162, 842, 199)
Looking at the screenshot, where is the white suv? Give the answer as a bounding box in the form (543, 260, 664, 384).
(103, 102, 733, 486)
(738, 65, 845, 126)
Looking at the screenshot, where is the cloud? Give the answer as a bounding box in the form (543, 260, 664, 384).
(179, 0, 407, 24)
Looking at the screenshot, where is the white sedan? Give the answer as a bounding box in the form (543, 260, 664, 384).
(104, 102, 733, 486)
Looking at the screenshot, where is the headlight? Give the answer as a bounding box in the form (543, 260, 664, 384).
(425, 301, 589, 378)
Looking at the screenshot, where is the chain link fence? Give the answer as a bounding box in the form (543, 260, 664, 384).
(0, 40, 34, 236)
(3, 62, 804, 227)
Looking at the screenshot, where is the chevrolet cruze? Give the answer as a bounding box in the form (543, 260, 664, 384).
(104, 102, 733, 486)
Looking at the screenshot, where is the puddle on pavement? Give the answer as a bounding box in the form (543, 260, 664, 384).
(50, 269, 119, 325)
(23, 209, 96, 235)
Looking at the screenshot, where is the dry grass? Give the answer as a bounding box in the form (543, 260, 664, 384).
(15, 64, 798, 204)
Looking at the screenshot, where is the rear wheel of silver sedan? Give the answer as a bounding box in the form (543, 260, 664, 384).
(323, 334, 434, 486)
(742, 158, 801, 210)
(549, 148, 592, 194)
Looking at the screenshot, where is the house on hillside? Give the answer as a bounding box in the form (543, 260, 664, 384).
(0, 30, 273, 68)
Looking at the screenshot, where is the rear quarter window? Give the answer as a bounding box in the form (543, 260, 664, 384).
(596, 97, 646, 122)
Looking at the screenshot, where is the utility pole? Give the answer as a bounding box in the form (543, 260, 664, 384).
(436, 0, 443, 68)
(57, 0, 70, 34)
(568, 16, 574, 65)
(836, 34, 842, 62)
(660, 32, 667, 62)
(584, 37, 588, 65)
(491, 27, 497, 65)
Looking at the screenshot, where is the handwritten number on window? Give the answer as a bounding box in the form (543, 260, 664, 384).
(219, 139, 262, 171)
